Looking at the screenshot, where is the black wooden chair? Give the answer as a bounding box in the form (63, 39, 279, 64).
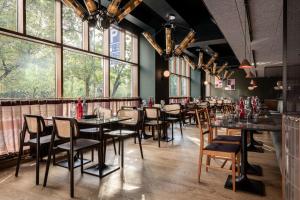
(43, 117, 101, 198)
(15, 114, 58, 185)
(143, 107, 163, 147)
(163, 104, 183, 139)
(104, 109, 143, 168)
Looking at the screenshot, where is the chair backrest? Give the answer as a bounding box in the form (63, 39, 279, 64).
(24, 115, 46, 134)
(117, 109, 139, 125)
(53, 117, 79, 139)
(195, 108, 213, 149)
(164, 104, 181, 115)
(93, 107, 112, 119)
(144, 107, 160, 120)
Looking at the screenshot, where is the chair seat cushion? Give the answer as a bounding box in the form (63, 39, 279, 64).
(106, 129, 136, 137)
(165, 117, 179, 122)
(144, 120, 163, 126)
(57, 139, 100, 151)
(80, 128, 110, 133)
(213, 135, 241, 143)
(204, 143, 240, 153)
(28, 135, 59, 144)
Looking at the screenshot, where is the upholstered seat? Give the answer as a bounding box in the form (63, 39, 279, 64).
(204, 143, 240, 154)
(144, 120, 163, 125)
(213, 135, 241, 143)
(57, 139, 100, 151)
(107, 129, 136, 137)
(28, 135, 59, 144)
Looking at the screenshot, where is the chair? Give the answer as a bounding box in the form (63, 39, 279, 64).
(104, 109, 143, 168)
(163, 104, 183, 139)
(184, 103, 197, 124)
(43, 117, 101, 198)
(195, 109, 241, 191)
(80, 107, 117, 155)
(202, 108, 241, 145)
(15, 115, 58, 185)
(143, 107, 163, 147)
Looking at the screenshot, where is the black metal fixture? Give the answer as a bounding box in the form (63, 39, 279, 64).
(142, 14, 196, 61)
(62, 0, 143, 30)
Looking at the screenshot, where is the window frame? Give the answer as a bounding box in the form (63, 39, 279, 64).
(0, 0, 139, 98)
(169, 57, 191, 97)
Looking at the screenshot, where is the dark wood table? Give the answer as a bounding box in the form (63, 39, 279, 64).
(211, 115, 282, 196)
(45, 116, 131, 177)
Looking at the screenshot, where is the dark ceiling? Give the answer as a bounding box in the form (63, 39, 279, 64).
(78, 0, 240, 67)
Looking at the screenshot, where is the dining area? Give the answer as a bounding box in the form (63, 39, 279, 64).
(0, 0, 299, 199)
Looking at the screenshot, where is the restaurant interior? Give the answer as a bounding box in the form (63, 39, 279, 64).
(0, 0, 299, 199)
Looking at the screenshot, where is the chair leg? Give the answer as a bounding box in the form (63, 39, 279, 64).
(97, 145, 101, 178)
(198, 150, 203, 183)
(36, 141, 40, 185)
(118, 138, 121, 155)
(237, 153, 241, 176)
(67, 151, 71, 171)
(171, 123, 174, 140)
(91, 148, 94, 162)
(121, 139, 124, 168)
(152, 126, 154, 140)
(137, 131, 144, 159)
(158, 126, 161, 148)
(15, 128, 25, 177)
(205, 155, 211, 172)
(43, 132, 55, 187)
(112, 137, 117, 155)
(179, 120, 183, 137)
(70, 150, 74, 198)
(80, 151, 84, 174)
(232, 154, 236, 192)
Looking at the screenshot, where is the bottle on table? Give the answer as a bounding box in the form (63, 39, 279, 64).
(76, 97, 83, 119)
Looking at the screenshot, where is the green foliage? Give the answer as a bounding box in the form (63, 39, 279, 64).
(26, 0, 55, 41)
(63, 50, 104, 98)
(110, 61, 131, 97)
(0, 35, 56, 98)
(0, 0, 16, 31)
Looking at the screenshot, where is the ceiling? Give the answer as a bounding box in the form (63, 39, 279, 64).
(85, 0, 285, 75)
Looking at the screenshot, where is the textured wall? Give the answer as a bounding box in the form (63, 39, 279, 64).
(139, 36, 156, 100)
(209, 70, 281, 101)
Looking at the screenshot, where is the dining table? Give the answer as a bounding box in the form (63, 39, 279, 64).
(44, 116, 131, 178)
(211, 113, 282, 196)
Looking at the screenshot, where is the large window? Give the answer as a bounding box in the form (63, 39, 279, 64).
(0, 0, 17, 31)
(63, 50, 104, 98)
(0, 35, 56, 98)
(63, 5, 83, 48)
(0, 0, 139, 99)
(169, 57, 191, 97)
(26, 0, 56, 41)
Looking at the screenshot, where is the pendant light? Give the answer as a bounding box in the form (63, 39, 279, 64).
(239, 0, 253, 69)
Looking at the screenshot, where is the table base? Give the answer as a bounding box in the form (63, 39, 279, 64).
(246, 163, 263, 176)
(224, 175, 265, 196)
(55, 158, 91, 169)
(83, 164, 120, 177)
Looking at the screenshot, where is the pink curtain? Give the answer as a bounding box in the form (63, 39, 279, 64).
(0, 98, 140, 156)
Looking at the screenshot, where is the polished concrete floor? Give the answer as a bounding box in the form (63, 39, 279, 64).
(0, 125, 281, 200)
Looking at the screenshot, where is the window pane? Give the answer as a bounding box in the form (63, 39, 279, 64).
(63, 6, 83, 48)
(110, 27, 122, 59)
(26, 0, 55, 41)
(181, 78, 187, 96)
(186, 62, 190, 77)
(175, 57, 180, 74)
(181, 59, 186, 76)
(63, 50, 104, 98)
(125, 32, 133, 62)
(110, 60, 131, 97)
(0, 0, 17, 31)
(89, 27, 104, 54)
(169, 75, 178, 97)
(0, 35, 56, 98)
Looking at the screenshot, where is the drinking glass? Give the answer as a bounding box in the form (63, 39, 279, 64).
(245, 108, 251, 124)
(70, 102, 76, 118)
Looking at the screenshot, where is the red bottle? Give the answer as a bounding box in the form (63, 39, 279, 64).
(76, 98, 83, 119)
(148, 97, 153, 108)
(239, 97, 245, 119)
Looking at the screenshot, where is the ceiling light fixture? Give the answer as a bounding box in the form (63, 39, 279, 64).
(142, 14, 196, 62)
(237, 0, 254, 69)
(62, 0, 142, 30)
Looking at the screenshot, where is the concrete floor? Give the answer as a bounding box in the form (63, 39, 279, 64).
(0, 125, 281, 200)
